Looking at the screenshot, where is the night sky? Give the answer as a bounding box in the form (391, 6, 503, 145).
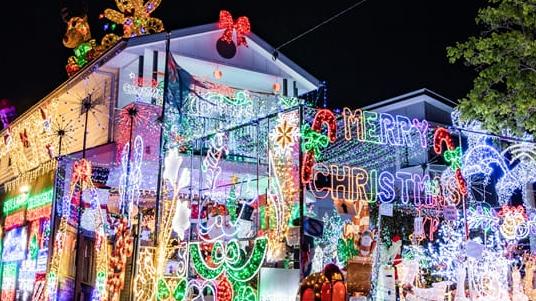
(0, 0, 485, 115)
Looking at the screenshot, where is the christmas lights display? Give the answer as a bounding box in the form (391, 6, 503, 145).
(103, 0, 165, 38)
(122, 73, 164, 103)
(433, 127, 467, 195)
(4, 12, 536, 300)
(217, 10, 251, 47)
(189, 237, 268, 300)
(270, 114, 299, 155)
(315, 209, 345, 266)
(62, 13, 121, 76)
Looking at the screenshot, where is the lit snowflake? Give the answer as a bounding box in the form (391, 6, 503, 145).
(271, 114, 298, 155)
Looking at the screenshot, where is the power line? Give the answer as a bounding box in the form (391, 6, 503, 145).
(272, 0, 369, 60)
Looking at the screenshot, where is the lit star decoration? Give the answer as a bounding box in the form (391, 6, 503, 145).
(104, 0, 165, 38)
(271, 116, 298, 154)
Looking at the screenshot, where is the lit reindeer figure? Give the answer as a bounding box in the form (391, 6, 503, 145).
(61, 2, 120, 76)
(104, 0, 164, 37)
(62, 14, 92, 49)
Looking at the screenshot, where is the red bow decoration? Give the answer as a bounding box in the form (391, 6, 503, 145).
(218, 10, 251, 47)
(71, 159, 93, 189)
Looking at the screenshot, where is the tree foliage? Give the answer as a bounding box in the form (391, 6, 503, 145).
(447, 0, 536, 135)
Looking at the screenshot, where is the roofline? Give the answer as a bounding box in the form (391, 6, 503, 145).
(1, 40, 127, 136)
(363, 88, 458, 112)
(3, 24, 322, 135)
(169, 23, 322, 90)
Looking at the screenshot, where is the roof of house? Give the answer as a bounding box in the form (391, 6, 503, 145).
(2, 23, 322, 134)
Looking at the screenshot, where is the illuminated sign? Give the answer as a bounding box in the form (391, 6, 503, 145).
(4, 211, 26, 230)
(1, 262, 17, 301)
(342, 108, 429, 148)
(19, 259, 37, 293)
(2, 227, 28, 262)
(122, 74, 163, 101)
(3, 194, 27, 216)
(309, 163, 436, 206)
(3, 189, 53, 216)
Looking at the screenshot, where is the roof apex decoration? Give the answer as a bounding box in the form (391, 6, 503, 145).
(119, 22, 321, 93)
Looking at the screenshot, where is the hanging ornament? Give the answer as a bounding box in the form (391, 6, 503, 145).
(273, 82, 281, 93)
(214, 68, 223, 79)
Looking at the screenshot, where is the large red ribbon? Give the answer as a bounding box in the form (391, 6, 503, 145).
(218, 10, 251, 47)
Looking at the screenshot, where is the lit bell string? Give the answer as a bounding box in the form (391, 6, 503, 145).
(301, 109, 337, 183)
(433, 127, 467, 195)
(218, 10, 251, 47)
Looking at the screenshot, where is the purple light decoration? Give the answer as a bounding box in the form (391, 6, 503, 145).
(0, 98, 17, 129)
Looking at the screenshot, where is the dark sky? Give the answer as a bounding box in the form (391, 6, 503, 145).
(0, 0, 485, 115)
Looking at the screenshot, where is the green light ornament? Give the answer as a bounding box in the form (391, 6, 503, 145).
(94, 271, 107, 300)
(229, 91, 252, 106)
(277, 96, 299, 109)
(157, 278, 171, 300)
(30, 233, 39, 260)
(227, 185, 239, 223)
(155, 277, 187, 301)
(206, 91, 252, 107)
(233, 283, 257, 301)
(73, 42, 93, 67)
(173, 277, 187, 301)
(337, 237, 358, 266)
(301, 124, 329, 159)
(444, 146, 462, 171)
(190, 237, 268, 283)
